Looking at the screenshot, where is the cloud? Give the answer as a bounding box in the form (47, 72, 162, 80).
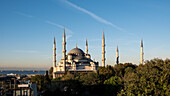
(62, 0, 137, 37)
(14, 50, 38, 53)
(45, 20, 73, 33)
(14, 12, 34, 18)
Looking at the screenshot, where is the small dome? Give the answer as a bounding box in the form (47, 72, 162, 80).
(68, 48, 84, 55)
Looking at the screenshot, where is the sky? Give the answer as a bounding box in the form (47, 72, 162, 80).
(0, 0, 170, 70)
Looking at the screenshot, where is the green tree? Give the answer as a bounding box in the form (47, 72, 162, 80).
(119, 58, 170, 96)
(104, 76, 122, 96)
(113, 63, 125, 78)
(79, 72, 99, 85)
(114, 63, 137, 78)
(98, 65, 115, 83)
(30, 75, 50, 91)
(62, 72, 74, 80)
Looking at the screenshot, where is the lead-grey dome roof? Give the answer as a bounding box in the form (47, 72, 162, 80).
(68, 48, 84, 55)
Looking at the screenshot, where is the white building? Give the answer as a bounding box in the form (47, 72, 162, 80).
(53, 28, 100, 78)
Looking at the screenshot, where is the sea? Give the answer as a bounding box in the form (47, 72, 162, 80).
(0, 70, 46, 75)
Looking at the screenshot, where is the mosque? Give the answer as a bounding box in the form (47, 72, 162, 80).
(52, 28, 144, 78)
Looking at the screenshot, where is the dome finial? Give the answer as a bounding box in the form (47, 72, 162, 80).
(85, 39, 88, 54)
(76, 43, 78, 48)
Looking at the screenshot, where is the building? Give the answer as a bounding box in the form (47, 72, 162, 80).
(52, 28, 144, 78)
(53, 28, 100, 78)
(16, 83, 37, 96)
(0, 76, 37, 96)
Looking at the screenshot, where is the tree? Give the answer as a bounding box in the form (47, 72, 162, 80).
(113, 63, 125, 78)
(62, 72, 74, 80)
(49, 67, 53, 75)
(114, 63, 137, 78)
(104, 76, 123, 96)
(30, 75, 50, 91)
(79, 72, 99, 85)
(98, 65, 115, 83)
(119, 58, 170, 96)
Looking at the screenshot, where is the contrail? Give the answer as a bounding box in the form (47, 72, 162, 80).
(14, 11, 34, 18)
(63, 0, 123, 31)
(62, 0, 137, 37)
(45, 20, 73, 33)
(46, 20, 63, 28)
(14, 11, 73, 34)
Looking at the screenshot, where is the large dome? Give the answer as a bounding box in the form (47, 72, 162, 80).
(68, 48, 84, 55)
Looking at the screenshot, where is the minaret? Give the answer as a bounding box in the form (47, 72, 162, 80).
(62, 27, 66, 71)
(53, 36, 56, 79)
(116, 45, 119, 64)
(85, 39, 88, 54)
(53, 37, 56, 67)
(140, 39, 144, 64)
(102, 30, 106, 67)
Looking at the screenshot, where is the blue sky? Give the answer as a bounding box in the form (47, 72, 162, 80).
(0, 0, 170, 70)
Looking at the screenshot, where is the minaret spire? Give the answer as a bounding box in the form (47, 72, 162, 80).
(102, 30, 106, 67)
(141, 39, 143, 47)
(62, 27, 66, 71)
(53, 36, 56, 78)
(85, 39, 88, 54)
(141, 39, 144, 64)
(53, 36, 55, 44)
(116, 45, 119, 64)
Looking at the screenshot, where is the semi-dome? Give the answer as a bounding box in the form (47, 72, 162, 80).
(68, 48, 84, 55)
